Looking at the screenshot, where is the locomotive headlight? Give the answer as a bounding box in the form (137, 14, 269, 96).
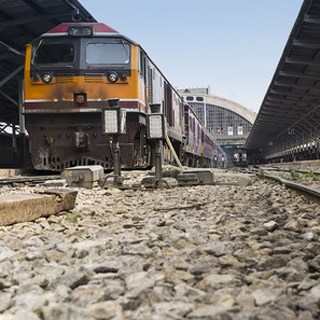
(68, 26, 93, 37)
(107, 72, 119, 83)
(41, 73, 53, 84)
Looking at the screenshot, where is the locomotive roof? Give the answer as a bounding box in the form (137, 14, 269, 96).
(45, 22, 119, 36)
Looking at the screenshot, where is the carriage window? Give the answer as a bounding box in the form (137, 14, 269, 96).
(237, 126, 244, 136)
(86, 42, 130, 65)
(34, 41, 75, 65)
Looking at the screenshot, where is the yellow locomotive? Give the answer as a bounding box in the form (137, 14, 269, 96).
(23, 22, 216, 171)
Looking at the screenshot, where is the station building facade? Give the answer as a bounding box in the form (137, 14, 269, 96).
(179, 88, 256, 166)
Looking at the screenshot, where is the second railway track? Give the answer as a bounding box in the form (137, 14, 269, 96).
(257, 166, 320, 201)
(0, 175, 61, 186)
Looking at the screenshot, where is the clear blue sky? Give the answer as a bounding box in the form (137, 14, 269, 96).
(81, 0, 303, 112)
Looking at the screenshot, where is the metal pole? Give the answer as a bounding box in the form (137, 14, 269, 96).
(154, 140, 162, 182)
(18, 81, 26, 135)
(12, 124, 17, 152)
(113, 135, 122, 186)
(18, 81, 26, 168)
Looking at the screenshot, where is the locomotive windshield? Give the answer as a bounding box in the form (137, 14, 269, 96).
(32, 38, 130, 70)
(86, 43, 129, 65)
(85, 39, 130, 67)
(34, 40, 75, 66)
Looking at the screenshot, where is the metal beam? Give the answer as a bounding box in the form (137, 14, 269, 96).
(0, 13, 70, 31)
(273, 102, 320, 141)
(270, 88, 291, 95)
(304, 14, 320, 24)
(260, 110, 304, 117)
(296, 120, 314, 134)
(274, 81, 314, 89)
(261, 105, 305, 112)
(264, 101, 310, 108)
(269, 89, 313, 97)
(0, 6, 37, 39)
(0, 90, 18, 107)
(285, 56, 320, 66)
(269, 86, 320, 94)
(279, 70, 320, 80)
(255, 117, 294, 124)
(266, 96, 303, 104)
(0, 52, 17, 62)
(267, 95, 320, 103)
(293, 39, 320, 49)
(21, 0, 46, 14)
(266, 96, 311, 103)
(0, 41, 24, 57)
(259, 116, 302, 122)
(0, 65, 24, 89)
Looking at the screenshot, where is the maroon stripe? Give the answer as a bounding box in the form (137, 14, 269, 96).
(47, 23, 118, 34)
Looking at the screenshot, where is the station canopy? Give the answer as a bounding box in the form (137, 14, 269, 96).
(246, 0, 320, 150)
(0, 0, 95, 124)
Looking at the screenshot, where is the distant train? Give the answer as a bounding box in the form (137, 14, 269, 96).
(233, 148, 248, 167)
(23, 22, 218, 171)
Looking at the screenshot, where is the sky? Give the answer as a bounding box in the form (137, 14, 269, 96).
(80, 0, 303, 113)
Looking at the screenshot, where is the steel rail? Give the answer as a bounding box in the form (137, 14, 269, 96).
(258, 170, 320, 199)
(258, 166, 320, 176)
(0, 175, 61, 186)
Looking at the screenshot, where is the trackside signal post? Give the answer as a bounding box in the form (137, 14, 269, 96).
(147, 104, 165, 185)
(102, 99, 126, 186)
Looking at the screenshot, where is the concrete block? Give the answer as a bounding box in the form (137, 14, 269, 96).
(0, 189, 77, 226)
(184, 169, 215, 185)
(0, 170, 18, 178)
(63, 166, 104, 189)
(43, 179, 67, 187)
(150, 165, 183, 178)
(141, 176, 156, 188)
(177, 173, 200, 186)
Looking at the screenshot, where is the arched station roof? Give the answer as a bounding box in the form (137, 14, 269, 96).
(205, 95, 256, 125)
(179, 88, 256, 125)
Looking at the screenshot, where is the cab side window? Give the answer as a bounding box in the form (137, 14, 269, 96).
(140, 50, 146, 79)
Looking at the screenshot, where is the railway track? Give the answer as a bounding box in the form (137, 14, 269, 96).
(258, 167, 320, 201)
(259, 166, 320, 176)
(0, 175, 61, 186)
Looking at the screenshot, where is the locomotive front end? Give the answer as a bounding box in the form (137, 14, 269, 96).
(24, 23, 147, 171)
